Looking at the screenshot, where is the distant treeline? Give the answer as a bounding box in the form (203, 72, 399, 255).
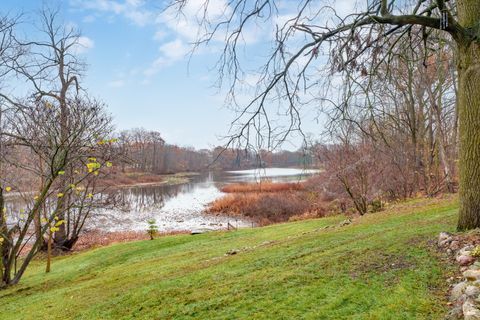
(116, 128, 316, 174)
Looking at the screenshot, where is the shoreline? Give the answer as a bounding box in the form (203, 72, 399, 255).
(104, 172, 200, 189)
(3, 172, 201, 198)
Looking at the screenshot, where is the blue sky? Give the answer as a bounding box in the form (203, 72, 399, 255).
(1, 0, 355, 149)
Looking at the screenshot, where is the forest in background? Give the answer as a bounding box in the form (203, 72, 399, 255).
(114, 127, 316, 174)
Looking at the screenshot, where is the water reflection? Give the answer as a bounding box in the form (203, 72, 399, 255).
(92, 168, 318, 232)
(7, 168, 318, 233)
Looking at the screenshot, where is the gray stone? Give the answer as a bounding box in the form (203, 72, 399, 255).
(439, 231, 452, 242)
(451, 281, 469, 301)
(466, 286, 480, 298)
(464, 270, 480, 281)
(463, 300, 480, 320)
(445, 306, 463, 320)
(339, 219, 352, 227)
(458, 246, 475, 258)
(225, 249, 238, 255)
(440, 239, 453, 248)
(472, 280, 480, 287)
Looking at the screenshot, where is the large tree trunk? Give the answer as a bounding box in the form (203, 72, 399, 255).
(456, 0, 480, 230)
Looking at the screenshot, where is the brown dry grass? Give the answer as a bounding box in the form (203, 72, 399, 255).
(99, 171, 166, 187)
(221, 181, 304, 193)
(208, 181, 328, 225)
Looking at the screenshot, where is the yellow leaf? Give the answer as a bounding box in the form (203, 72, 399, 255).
(5, 187, 11, 192)
(58, 170, 65, 175)
(57, 193, 64, 198)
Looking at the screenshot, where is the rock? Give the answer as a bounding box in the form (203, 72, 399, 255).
(463, 300, 480, 320)
(458, 255, 476, 266)
(445, 306, 463, 320)
(225, 249, 238, 256)
(440, 239, 453, 247)
(439, 231, 452, 242)
(451, 282, 469, 301)
(451, 240, 461, 251)
(339, 219, 352, 227)
(466, 286, 480, 298)
(464, 270, 480, 281)
(458, 246, 475, 258)
(190, 228, 211, 235)
(471, 280, 480, 287)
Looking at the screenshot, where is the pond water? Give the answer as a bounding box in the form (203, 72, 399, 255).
(5, 168, 318, 233)
(91, 168, 319, 233)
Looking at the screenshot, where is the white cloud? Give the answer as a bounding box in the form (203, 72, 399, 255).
(144, 39, 190, 76)
(153, 30, 167, 41)
(73, 36, 95, 54)
(71, 0, 271, 77)
(160, 39, 190, 61)
(156, 0, 231, 42)
(70, 0, 153, 26)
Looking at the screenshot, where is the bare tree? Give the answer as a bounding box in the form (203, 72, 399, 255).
(0, 96, 114, 287)
(11, 8, 90, 248)
(171, 0, 480, 230)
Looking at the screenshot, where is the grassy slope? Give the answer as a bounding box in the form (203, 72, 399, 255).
(1, 197, 458, 320)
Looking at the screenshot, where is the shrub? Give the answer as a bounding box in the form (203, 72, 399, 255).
(207, 183, 326, 225)
(221, 182, 304, 193)
(146, 219, 158, 240)
(369, 199, 384, 213)
(471, 246, 480, 257)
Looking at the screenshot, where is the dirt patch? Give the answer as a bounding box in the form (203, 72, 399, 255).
(350, 252, 415, 280)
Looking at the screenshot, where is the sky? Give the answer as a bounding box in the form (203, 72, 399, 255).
(0, 0, 356, 150)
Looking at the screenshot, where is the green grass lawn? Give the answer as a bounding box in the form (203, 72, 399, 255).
(1, 197, 459, 319)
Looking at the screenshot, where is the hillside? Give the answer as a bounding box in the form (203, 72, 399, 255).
(1, 197, 458, 319)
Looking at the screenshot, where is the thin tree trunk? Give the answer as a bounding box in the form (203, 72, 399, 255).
(46, 230, 52, 273)
(0, 188, 10, 287)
